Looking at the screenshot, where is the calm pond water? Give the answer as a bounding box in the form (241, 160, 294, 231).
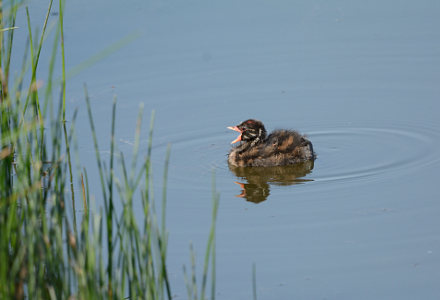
(18, 0, 440, 299)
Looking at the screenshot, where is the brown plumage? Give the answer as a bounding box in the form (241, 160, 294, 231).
(227, 119, 316, 167)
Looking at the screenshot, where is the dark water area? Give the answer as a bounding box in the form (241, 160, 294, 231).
(16, 0, 440, 299)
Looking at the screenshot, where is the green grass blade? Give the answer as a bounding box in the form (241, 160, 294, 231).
(59, 0, 66, 120)
(200, 172, 219, 299)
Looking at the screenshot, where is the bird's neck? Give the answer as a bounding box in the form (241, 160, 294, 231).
(237, 136, 265, 154)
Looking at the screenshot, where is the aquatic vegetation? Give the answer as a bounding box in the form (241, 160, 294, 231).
(0, 1, 218, 299)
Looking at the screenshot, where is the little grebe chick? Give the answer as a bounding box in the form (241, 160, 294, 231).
(227, 119, 315, 167)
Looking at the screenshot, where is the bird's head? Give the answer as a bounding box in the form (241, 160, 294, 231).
(227, 119, 267, 145)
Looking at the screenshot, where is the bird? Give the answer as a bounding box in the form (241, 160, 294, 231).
(227, 119, 315, 167)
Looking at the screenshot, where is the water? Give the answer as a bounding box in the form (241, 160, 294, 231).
(18, 0, 440, 299)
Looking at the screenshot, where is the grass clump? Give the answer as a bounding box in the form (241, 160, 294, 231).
(0, 1, 218, 299)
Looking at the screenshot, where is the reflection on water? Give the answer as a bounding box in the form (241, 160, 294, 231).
(229, 161, 314, 203)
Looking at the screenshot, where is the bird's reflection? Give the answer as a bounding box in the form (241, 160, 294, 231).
(229, 160, 314, 203)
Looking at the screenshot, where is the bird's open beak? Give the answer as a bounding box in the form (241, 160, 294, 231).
(227, 126, 242, 144)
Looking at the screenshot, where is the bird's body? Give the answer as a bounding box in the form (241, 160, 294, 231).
(227, 119, 315, 167)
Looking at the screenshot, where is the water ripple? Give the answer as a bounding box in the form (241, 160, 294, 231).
(151, 121, 440, 190)
(309, 123, 440, 184)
